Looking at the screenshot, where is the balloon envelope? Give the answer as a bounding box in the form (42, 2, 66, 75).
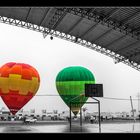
(56, 66, 95, 116)
(0, 62, 40, 115)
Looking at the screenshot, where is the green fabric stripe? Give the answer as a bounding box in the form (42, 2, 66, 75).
(56, 81, 95, 95)
(56, 81, 95, 114)
(56, 66, 95, 81)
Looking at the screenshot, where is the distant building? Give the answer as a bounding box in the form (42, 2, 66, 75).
(22, 111, 30, 116)
(0, 109, 11, 121)
(30, 109, 35, 117)
(42, 109, 46, 114)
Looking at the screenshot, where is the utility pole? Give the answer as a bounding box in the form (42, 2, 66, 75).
(130, 96, 135, 122)
(137, 93, 140, 115)
(136, 93, 140, 120)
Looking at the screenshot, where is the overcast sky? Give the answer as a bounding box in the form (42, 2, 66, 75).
(0, 22, 140, 114)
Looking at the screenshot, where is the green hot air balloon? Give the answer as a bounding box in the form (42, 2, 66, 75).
(56, 66, 95, 116)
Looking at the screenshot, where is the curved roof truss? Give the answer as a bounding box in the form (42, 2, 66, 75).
(0, 7, 140, 71)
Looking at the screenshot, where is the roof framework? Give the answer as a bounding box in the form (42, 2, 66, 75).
(0, 7, 140, 71)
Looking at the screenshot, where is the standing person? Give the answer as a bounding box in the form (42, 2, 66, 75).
(67, 116, 70, 122)
(101, 116, 103, 121)
(23, 116, 26, 124)
(90, 115, 94, 124)
(112, 116, 114, 120)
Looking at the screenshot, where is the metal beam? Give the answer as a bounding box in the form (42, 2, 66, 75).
(53, 12, 67, 30)
(132, 25, 140, 32)
(66, 17, 83, 34)
(121, 10, 140, 25)
(136, 56, 140, 63)
(88, 8, 97, 13)
(79, 22, 99, 38)
(39, 8, 51, 26)
(128, 51, 140, 59)
(87, 8, 120, 43)
(91, 8, 96, 12)
(65, 8, 139, 41)
(25, 8, 32, 22)
(105, 35, 126, 48)
(47, 8, 64, 29)
(105, 8, 120, 20)
(125, 54, 140, 65)
(81, 8, 96, 14)
(46, 8, 68, 30)
(116, 40, 140, 53)
(91, 28, 113, 43)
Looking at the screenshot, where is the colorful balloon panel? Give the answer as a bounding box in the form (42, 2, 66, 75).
(56, 66, 95, 116)
(0, 62, 40, 115)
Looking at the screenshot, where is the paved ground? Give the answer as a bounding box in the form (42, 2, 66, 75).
(0, 121, 140, 133)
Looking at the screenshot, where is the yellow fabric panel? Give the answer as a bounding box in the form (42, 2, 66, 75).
(0, 74, 39, 95)
(18, 79, 32, 95)
(71, 107, 80, 112)
(28, 77, 40, 95)
(0, 77, 9, 93)
(8, 74, 22, 91)
(19, 77, 39, 95)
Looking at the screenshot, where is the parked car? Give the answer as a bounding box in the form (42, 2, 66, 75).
(58, 116, 65, 120)
(25, 117, 37, 123)
(90, 116, 98, 123)
(11, 117, 15, 121)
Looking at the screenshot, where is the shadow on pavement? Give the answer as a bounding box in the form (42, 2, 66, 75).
(2, 125, 37, 133)
(62, 124, 90, 133)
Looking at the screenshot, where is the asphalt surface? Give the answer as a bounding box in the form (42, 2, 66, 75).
(0, 121, 140, 133)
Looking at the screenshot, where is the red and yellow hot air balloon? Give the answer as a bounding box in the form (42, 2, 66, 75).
(0, 62, 40, 115)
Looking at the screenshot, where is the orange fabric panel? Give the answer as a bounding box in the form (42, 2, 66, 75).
(0, 65, 10, 77)
(21, 68, 32, 80)
(10, 65, 22, 75)
(29, 67, 40, 81)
